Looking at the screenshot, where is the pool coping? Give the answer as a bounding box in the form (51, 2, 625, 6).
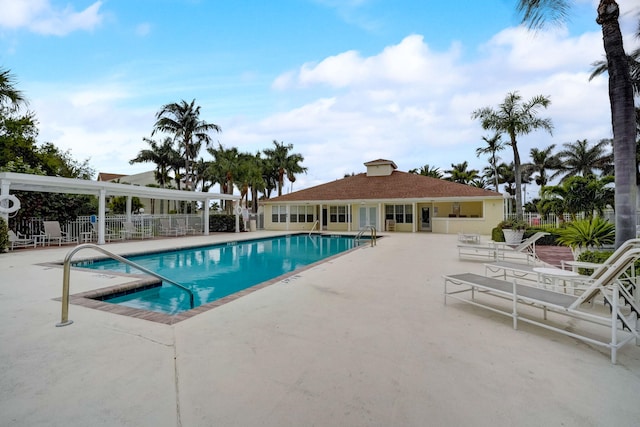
(52, 236, 368, 325)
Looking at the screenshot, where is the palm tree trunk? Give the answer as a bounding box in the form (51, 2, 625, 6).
(597, 0, 637, 247)
(510, 131, 523, 219)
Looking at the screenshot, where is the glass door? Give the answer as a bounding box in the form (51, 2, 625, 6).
(359, 206, 377, 230)
(420, 207, 431, 231)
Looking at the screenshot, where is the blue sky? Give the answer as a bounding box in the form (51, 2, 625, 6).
(1, 0, 638, 197)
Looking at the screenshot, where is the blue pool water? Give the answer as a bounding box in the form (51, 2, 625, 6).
(76, 234, 360, 314)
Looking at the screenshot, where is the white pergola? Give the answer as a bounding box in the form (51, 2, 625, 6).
(0, 172, 241, 244)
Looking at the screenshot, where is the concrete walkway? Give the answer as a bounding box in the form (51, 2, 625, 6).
(1, 232, 639, 426)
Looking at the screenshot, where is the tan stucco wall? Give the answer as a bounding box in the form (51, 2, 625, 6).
(264, 199, 504, 235)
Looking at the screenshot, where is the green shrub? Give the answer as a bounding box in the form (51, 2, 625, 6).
(208, 214, 245, 232)
(0, 217, 8, 253)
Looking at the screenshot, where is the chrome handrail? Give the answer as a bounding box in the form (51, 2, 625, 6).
(355, 226, 377, 247)
(56, 243, 195, 327)
(309, 220, 319, 236)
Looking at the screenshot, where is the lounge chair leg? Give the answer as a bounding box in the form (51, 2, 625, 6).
(611, 285, 619, 364)
(512, 281, 518, 330)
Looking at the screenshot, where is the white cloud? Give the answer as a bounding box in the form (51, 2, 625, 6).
(0, 0, 104, 35)
(26, 18, 637, 190)
(276, 35, 465, 92)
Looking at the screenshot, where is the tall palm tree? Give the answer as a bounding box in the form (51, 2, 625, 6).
(444, 161, 480, 185)
(516, 0, 637, 247)
(553, 139, 611, 182)
(524, 144, 562, 189)
(472, 91, 553, 219)
(408, 164, 444, 179)
(0, 68, 27, 112)
(152, 99, 221, 191)
(475, 132, 505, 192)
(263, 140, 307, 196)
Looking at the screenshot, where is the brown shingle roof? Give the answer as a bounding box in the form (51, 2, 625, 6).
(267, 171, 502, 202)
(97, 172, 127, 182)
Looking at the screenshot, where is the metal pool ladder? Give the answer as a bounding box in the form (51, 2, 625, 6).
(355, 226, 377, 247)
(309, 220, 319, 236)
(56, 243, 195, 327)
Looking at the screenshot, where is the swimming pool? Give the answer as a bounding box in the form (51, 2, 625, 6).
(76, 234, 362, 315)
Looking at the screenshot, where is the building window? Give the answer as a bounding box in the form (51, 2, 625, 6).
(385, 204, 413, 223)
(329, 206, 348, 223)
(272, 205, 288, 223)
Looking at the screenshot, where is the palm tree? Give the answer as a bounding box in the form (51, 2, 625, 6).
(130, 137, 181, 214)
(263, 140, 307, 196)
(236, 152, 266, 212)
(208, 143, 241, 212)
(0, 68, 27, 112)
(524, 144, 562, 189)
(516, 0, 637, 247)
(475, 132, 505, 192)
(408, 164, 444, 179)
(472, 91, 553, 219)
(444, 161, 480, 185)
(130, 137, 178, 189)
(152, 99, 221, 191)
(553, 139, 611, 182)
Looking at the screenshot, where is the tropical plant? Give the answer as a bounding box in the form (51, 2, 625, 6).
(208, 143, 242, 212)
(472, 91, 553, 219)
(556, 217, 615, 258)
(497, 218, 528, 231)
(538, 175, 614, 222)
(444, 161, 479, 184)
(516, 0, 637, 247)
(409, 164, 443, 179)
(152, 99, 221, 191)
(553, 139, 611, 182)
(0, 67, 27, 112)
(523, 144, 561, 189)
(475, 132, 505, 192)
(262, 140, 307, 196)
(130, 137, 179, 189)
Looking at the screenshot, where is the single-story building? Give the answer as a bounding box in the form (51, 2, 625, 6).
(261, 159, 506, 235)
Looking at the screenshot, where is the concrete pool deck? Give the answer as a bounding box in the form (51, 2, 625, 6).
(1, 232, 639, 426)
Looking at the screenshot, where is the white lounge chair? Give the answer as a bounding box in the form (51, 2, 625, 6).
(176, 218, 197, 235)
(458, 231, 549, 263)
(120, 221, 152, 240)
(158, 218, 183, 236)
(444, 242, 640, 364)
(8, 230, 36, 250)
(90, 222, 118, 242)
(43, 221, 77, 246)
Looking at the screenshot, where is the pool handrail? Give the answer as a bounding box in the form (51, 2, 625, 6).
(57, 243, 195, 327)
(309, 220, 319, 236)
(355, 226, 377, 247)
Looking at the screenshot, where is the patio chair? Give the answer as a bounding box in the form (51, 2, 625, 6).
(90, 222, 118, 242)
(8, 230, 36, 250)
(43, 221, 77, 246)
(158, 218, 183, 236)
(444, 244, 640, 364)
(458, 231, 549, 263)
(176, 218, 197, 235)
(120, 221, 152, 240)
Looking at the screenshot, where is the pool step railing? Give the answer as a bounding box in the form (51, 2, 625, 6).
(355, 226, 377, 247)
(309, 220, 319, 236)
(56, 243, 195, 327)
